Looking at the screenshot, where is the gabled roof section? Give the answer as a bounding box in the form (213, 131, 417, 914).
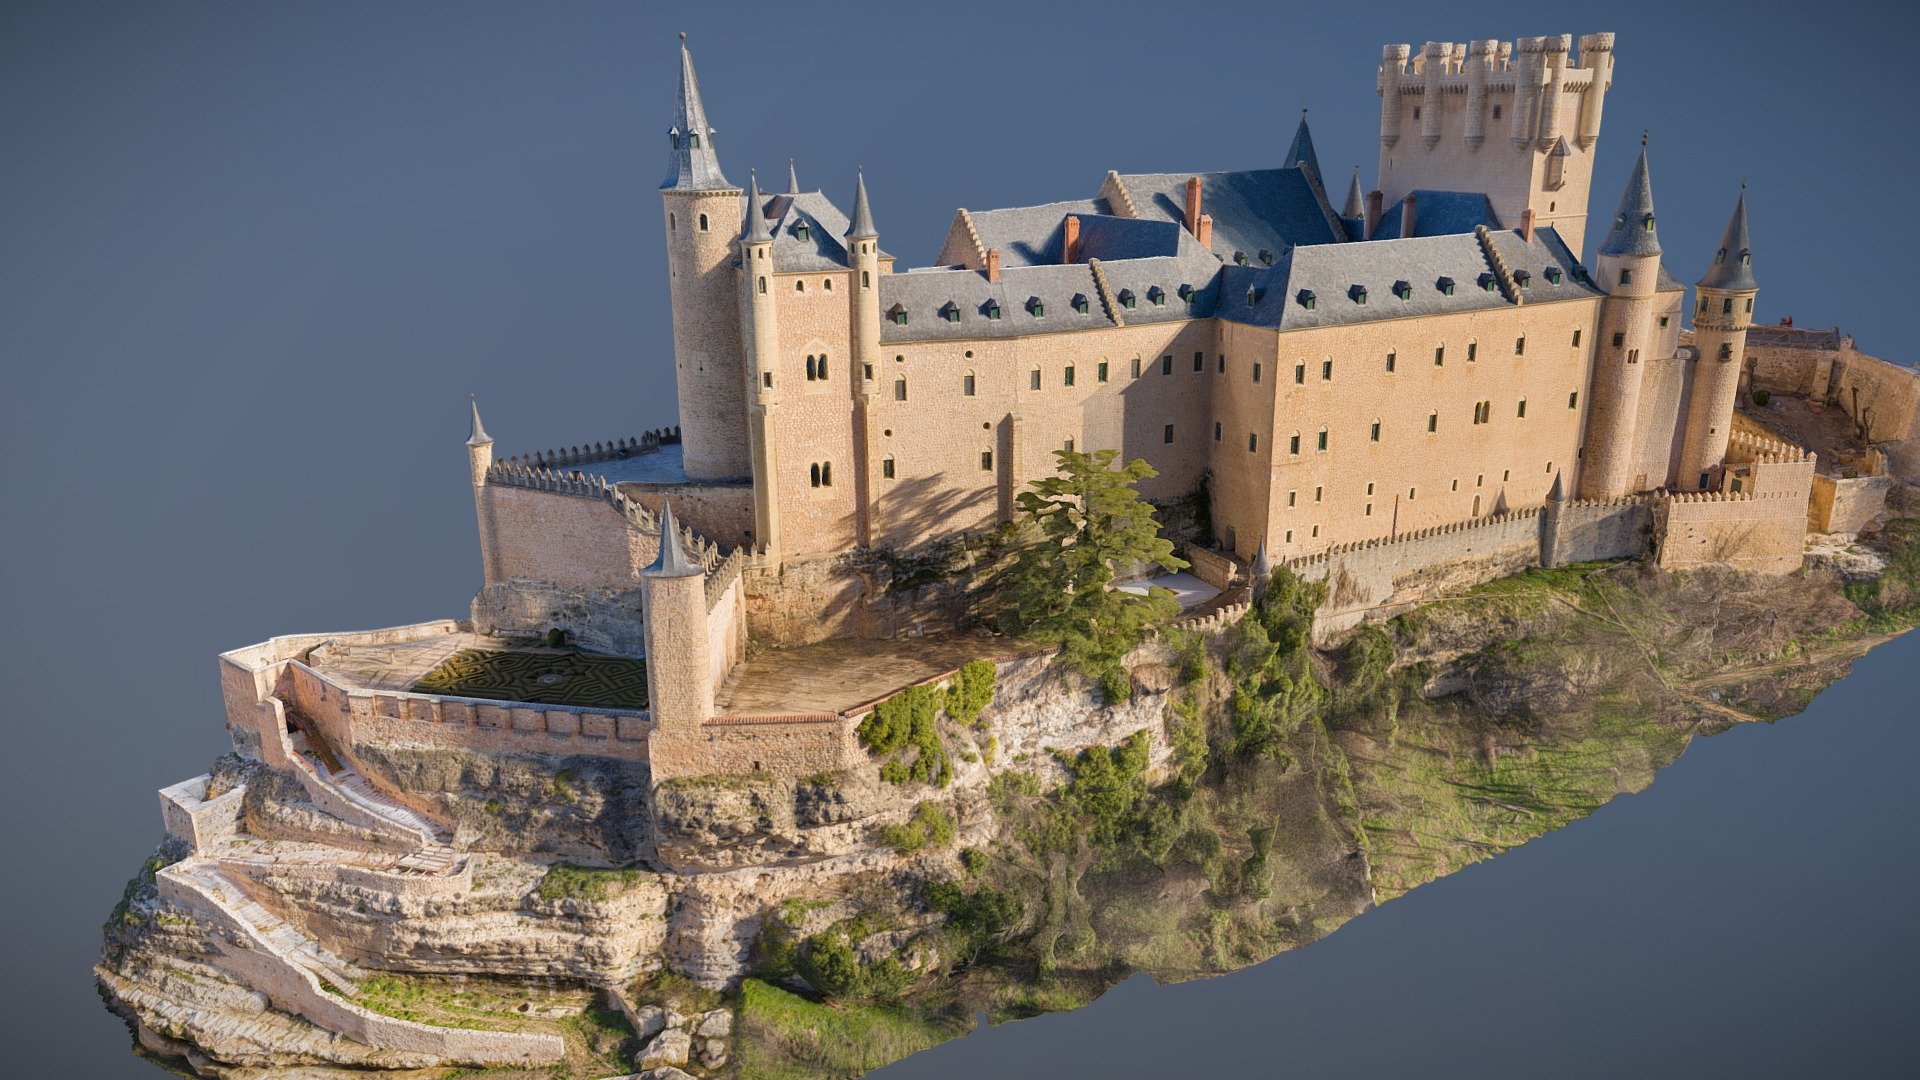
(661, 35, 730, 192)
(756, 190, 883, 271)
(960, 198, 1107, 267)
(1113, 167, 1342, 263)
(1368, 191, 1502, 240)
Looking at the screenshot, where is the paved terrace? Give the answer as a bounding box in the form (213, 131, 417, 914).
(716, 633, 1016, 716)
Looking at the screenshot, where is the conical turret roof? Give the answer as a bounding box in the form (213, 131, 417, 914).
(845, 169, 877, 239)
(661, 34, 730, 191)
(1341, 166, 1365, 219)
(645, 501, 703, 578)
(467, 394, 492, 447)
(1597, 146, 1661, 258)
(1696, 188, 1756, 292)
(787, 158, 801, 194)
(741, 169, 771, 244)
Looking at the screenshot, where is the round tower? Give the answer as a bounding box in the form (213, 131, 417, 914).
(1678, 188, 1758, 489)
(465, 394, 498, 585)
(1579, 144, 1664, 499)
(845, 171, 882, 544)
(739, 170, 782, 557)
(660, 34, 750, 482)
(640, 501, 713, 738)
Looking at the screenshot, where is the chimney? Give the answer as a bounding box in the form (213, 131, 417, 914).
(1520, 207, 1535, 242)
(1063, 215, 1081, 264)
(1399, 193, 1418, 239)
(1197, 213, 1214, 248)
(985, 247, 1001, 283)
(1185, 176, 1203, 237)
(1364, 190, 1383, 239)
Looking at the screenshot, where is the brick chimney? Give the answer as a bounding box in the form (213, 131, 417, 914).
(1184, 176, 1203, 238)
(1520, 207, 1535, 243)
(1364, 190, 1383, 240)
(1197, 213, 1214, 248)
(985, 247, 1001, 282)
(1399, 193, 1418, 239)
(1063, 215, 1080, 264)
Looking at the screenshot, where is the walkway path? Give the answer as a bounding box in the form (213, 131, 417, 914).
(716, 633, 1009, 715)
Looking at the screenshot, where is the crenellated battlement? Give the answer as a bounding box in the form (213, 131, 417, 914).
(1726, 429, 1809, 465)
(493, 427, 681, 471)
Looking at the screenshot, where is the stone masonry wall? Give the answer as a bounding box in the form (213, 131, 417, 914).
(1811, 473, 1895, 534)
(483, 484, 655, 592)
(470, 580, 648, 657)
(1286, 509, 1545, 637)
(1656, 491, 1806, 574)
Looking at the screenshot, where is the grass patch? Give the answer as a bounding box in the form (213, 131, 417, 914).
(734, 978, 955, 1080)
(534, 864, 648, 903)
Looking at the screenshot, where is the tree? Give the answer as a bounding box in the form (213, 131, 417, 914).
(992, 449, 1187, 700)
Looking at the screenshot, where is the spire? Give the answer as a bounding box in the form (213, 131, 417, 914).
(845, 169, 877, 239)
(1251, 542, 1272, 601)
(741, 169, 772, 244)
(661, 33, 730, 191)
(1341, 166, 1365, 219)
(787, 158, 800, 194)
(1597, 143, 1661, 258)
(645, 500, 703, 578)
(1285, 108, 1321, 176)
(466, 394, 492, 448)
(1696, 185, 1756, 292)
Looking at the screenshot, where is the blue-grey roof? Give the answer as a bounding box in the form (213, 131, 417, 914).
(1074, 214, 1183, 262)
(1284, 113, 1321, 176)
(1596, 149, 1661, 258)
(966, 199, 1108, 266)
(661, 37, 730, 192)
(1340, 167, 1365, 220)
(1368, 190, 1501, 239)
(645, 500, 702, 578)
(1220, 226, 1599, 331)
(1696, 190, 1756, 292)
(1114, 167, 1342, 263)
(740, 171, 772, 243)
(743, 189, 887, 271)
(1094, 230, 1225, 325)
(846, 170, 877, 240)
(878, 262, 1107, 343)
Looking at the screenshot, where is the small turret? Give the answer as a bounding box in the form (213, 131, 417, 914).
(466, 395, 498, 585)
(466, 393, 492, 450)
(661, 33, 728, 191)
(1251, 542, 1272, 601)
(1695, 188, 1755, 292)
(640, 500, 715, 746)
(741, 169, 772, 244)
(645, 500, 703, 578)
(1596, 143, 1661, 259)
(846, 169, 877, 240)
(1580, 142, 1667, 499)
(1679, 186, 1760, 488)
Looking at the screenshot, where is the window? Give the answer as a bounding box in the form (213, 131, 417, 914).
(1502, 469, 1510, 481)
(1097, 361, 1109, 382)
(1546, 266, 1562, 283)
(981, 450, 993, 471)
(1721, 298, 1733, 315)
(1612, 332, 1625, 348)
(1516, 335, 1526, 356)
(1386, 351, 1397, 372)
(757, 276, 767, 294)
(888, 304, 907, 325)
(1569, 391, 1579, 409)
(1214, 421, 1222, 441)
(1409, 487, 1417, 500)
(1413, 106, 1421, 119)
(1194, 351, 1204, 372)
(1517, 398, 1527, 417)
(1628, 348, 1640, 364)
(698, 213, 709, 231)
(1311, 524, 1320, 538)
(1351, 284, 1368, 305)
(1437, 277, 1455, 295)
(1451, 479, 1459, 491)
(943, 304, 960, 323)
(1473, 401, 1490, 424)
(1744, 298, 1753, 313)
(1572, 328, 1582, 347)
(1314, 486, 1323, 502)
(1427, 412, 1438, 432)
(669, 213, 676, 231)
(1619, 268, 1633, 285)
(1285, 530, 1293, 543)
(1475, 474, 1482, 487)
(894, 378, 907, 401)
(879, 456, 895, 479)
(1287, 490, 1297, 508)
(1287, 433, 1299, 454)
(1435, 345, 1445, 366)
(1131, 357, 1142, 378)
(1064, 438, 1074, 452)
(1322, 360, 1333, 381)
(1658, 314, 1669, 327)
(1393, 280, 1412, 300)
(1118, 289, 1136, 310)
(1162, 355, 1173, 375)
(1163, 424, 1174, 444)
(796, 280, 805, 293)
(862, 270, 871, 287)
(1253, 362, 1262, 383)
(1719, 342, 1733, 360)
(1064, 365, 1076, 387)
(763, 372, 773, 388)
(1073, 295, 1090, 314)
(1316, 429, 1328, 451)
(863, 363, 873, 380)
(804, 355, 816, 380)
(963, 374, 976, 396)
(1295, 363, 1306, 384)
(1217, 354, 1226, 374)
(794, 222, 810, 241)
(1366, 503, 1373, 516)
(1148, 285, 1165, 306)
(1370, 420, 1381, 442)
(1467, 342, 1478, 362)
(985, 300, 1001, 320)
(1298, 289, 1316, 310)
(809, 462, 832, 487)
(1252, 433, 1261, 453)
(1030, 369, 1041, 390)
(1492, 104, 1502, 119)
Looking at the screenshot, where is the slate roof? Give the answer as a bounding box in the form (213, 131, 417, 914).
(1597, 149, 1661, 258)
(967, 199, 1109, 266)
(1367, 190, 1502, 239)
(1696, 191, 1756, 292)
(878, 262, 1109, 343)
(661, 37, 730, 192)
(1113, 167, 1342, 262)
(738, 188, 889, 272)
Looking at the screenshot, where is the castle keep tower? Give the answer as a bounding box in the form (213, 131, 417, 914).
(1377, 33, 1613, 253)
(1580, 146, 1664, 499)
(661, 35, 750, 482)
(1678, 189, 1758, 489)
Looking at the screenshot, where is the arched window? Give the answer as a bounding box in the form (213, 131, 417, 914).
(1722, 298, 1733, 314)
(698, 213, 708, 231)
(821, 462, 832, 486)
(862, 270, 871, 288)
(810, 463, 821, 488)
(805, 355, 817, 380)
(818, 355, 828, 380)
(757, 276, 767, 294)
(669, 213, 676, 232)
(823, 278, 832, 291)
(796, 280, 805, 292)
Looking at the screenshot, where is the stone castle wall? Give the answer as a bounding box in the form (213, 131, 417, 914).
(1656, 490, 1806, 574)
(483, 484, 656, 593)
(1811, 472, 1895, 534)
(1285, 509, 1545, 636)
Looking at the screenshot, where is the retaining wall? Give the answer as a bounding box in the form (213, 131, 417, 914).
(1286, 509, 1545, 637)
(1657, 491, 1807, 574)
(1811, 472, 1895, 534)
(159, 775, 245, 853)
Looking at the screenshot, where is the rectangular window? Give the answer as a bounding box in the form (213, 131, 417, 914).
(1365, 503, 1373, 516)
(1252, 433, 1262, 453)
(1435, 345, 1445, 366)
(1569, 391, 1579, 409)
(1253, 362, 1262, 383)
(894, 378, 907, 401)
(1097, 361, 1108, 382)
(1311, 524, 1320, 538)
(1162, 355, 1173, 375)
(882, 458, 895, 479)
(1613, 332, 1625, 347)
(1213, 421, 1222, 441)
(1064, 438, 1074, 452)
(1287, 490, 1297, 507)
(1451, 479, 1459, 491)
(1287, 434, 1299, 454)
(763, 372, 774, 388)
(1131, 357, 1142, 378)
(1619, 268, 1633, 285)
(1517, 398, 1527, 418)
(1030, 369, 1041, 390)
(1316, 430, 1328, 451)
(1370, 421, 1381, 442)
(1661, 314, 1672, 327)
(1295, 363, 1306, 384)
(1285, 529, 1293, 543)
(963, 374, 976, 396)
(1475, 474, 1483, 487)
(981, 450, 993, 471)
(1193, 351, 1204, 372)
(1427, 412, 1438, 432)
(1321, 360, 1333, 381)
(1386, 351, 1397, 372)
(1467, 342, 1478, 362)
(1409, 487, 1417, 500)
(1628, 348, 1640, 364)
(863, 363, 873, 380)
(1313, 485, 1323, 502)
(1572, 328, 1582, 347)
(1163, 424, 1174, 444)
(1217, 354, 1226, 374)
(1516, 335, 1527, 356)
(1064, 365, 1075, 387)
(1502, 469, 1510, 481)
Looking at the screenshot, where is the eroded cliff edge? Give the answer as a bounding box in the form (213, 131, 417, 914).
(98, 519, 1920, 1080)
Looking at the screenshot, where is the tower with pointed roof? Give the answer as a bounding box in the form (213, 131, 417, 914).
(846, 171, 883, 546)
(1678, 188, 1759, 488)
(739, 170, 783, 557)
(640, 500, 715, 742)
(660, 34, 751, 483)
(1579, 145, 1669, 499)
(466, 394, 500, 585)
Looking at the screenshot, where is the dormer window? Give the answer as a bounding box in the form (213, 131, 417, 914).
(887, 303, 907, 326)
(1147, 285, 1165, 306)
(1027, 296, 1045, 317)
(793, 221, 810, 242)
(689, 133, 701, 149)
(940, 301, 961, 323)
(668, 126, 681, 148)
(1642, 214, 1655, 232)
(1478, 272, 1497, 292)
(1714, 249, 1727, 265)
(1297, 289, 1316, 310)
(1739, 249, 1751, 266)
(1258, 249, 1274, 266)
(1392, 280, 1412, 300)
(1117, 289, 1137, 310)
(1545, 266, 1563, 284)
(1072, 294, 1090, 314)
(1349, 284, 1368, 304)
(1178, 283, 1195, 302)
(1437, 277, 1455, 295)
(1248, 287, 1265, 305)
(1234, 251, 1249, 266)
(984, 299, 1002, 320)
(1513, 270, 1531, 287)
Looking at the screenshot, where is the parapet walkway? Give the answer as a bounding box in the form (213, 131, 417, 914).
(715, 633, 1007, 716)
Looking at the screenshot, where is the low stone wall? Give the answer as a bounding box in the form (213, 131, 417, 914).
(470, 580, 647, 657)
(220, 621, 468, 752)
(650, 714, 859, 784)
(159, 775, 245, 853)
(1286, 510, 1545, 638)
(1544, 496, 1652, 566)
(1656, 491, 1807, 574)
(1811, 473, 1895, 534)
(220, 853, 476, 905)
(1183, 545, 1241, 592)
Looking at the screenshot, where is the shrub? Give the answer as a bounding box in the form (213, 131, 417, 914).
(859, 683, 952, 787)
(545, 627, 567, 647)
(880, 801, 958, 855)
(796, 930, 863, 999)
(1751, 389, 1771, 407)
(926, 879, 1022, 964)
(945, 660, 998, 727)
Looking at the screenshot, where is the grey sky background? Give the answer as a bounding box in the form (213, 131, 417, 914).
(2, 1, 1915, 1075)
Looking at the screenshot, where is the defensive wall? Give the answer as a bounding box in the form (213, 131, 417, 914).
(1812, 469, 1895, 534)
(1655, 489, 1807, 574)
(1741, 326, 1920, 480)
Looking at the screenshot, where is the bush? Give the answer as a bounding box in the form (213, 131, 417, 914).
(880, 801, 957, 855)
(858, 683, 952, 786)
(545, 627, 567, 647)
(945, 660, 998, 727)
(926, 879, 1022, 963)
(1751, 389, 1771, 407)
(796, 930, 864, 999)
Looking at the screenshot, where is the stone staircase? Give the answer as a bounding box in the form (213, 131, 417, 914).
(177, 862, 366, 995)
(288, 730, 456, 874)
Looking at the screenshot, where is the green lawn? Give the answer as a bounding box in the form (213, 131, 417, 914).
(413, 648, 648, 710)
